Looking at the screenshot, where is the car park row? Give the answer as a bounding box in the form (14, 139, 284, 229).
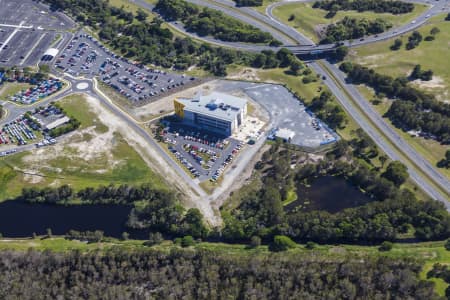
(9, 78, 63, 105)
(56, 32, 196, 105)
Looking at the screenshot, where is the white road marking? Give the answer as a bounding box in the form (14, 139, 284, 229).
(20, 32, 46, 66)
(0, 21, 25, 52)
(0, 23, 32, 29)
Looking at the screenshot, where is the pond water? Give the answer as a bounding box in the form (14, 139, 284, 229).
(286, 176, 372, 213)
(0, 201, 147, 239)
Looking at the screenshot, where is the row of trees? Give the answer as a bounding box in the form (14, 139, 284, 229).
(313, 0, 414, 15)
(154, 0, 279, 45)
(340, 62, 450, 143)
(0, 66, 48, 84)
(321, 17, 391, 44)
(0, 248, 436, 299)
(42, 0, 291, 76)
(19, 183, 209, 239)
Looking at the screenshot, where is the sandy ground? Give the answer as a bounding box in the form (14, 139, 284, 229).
(83, 94, 221, 226)
(227, 68, 261, 82)
(210, 143, 271, 211)
(129, 82, 217, 122)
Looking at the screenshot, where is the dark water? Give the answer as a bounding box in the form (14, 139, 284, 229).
(286, 176, 371, 213)
(0, 201, 147, 239)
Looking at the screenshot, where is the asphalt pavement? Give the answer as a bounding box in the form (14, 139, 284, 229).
(310, 61, 450, 205)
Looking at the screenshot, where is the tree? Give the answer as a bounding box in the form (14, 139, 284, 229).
(430, 27, 440, 35)
(382, 161, 408, 186)
(390, 38, 402, 50)
(333, 46, 349, 61)
(445, 239, 450, 251)
(146, 232, 164, 246)
(289, 60, 302, 75)
(46, 228, 52, 238)
(305, 241, 317, 250)
(379, 155, 388, 169)
(379, 241, 393, 251)
(250, 236, 261, 248)
(181, 235, 195, 247)
(121, 232, 129, 240)
(269, 235, 297, 252)
(136, 9, 149, 21)
(410, 64, 422, 79)
(183, 208, 208, 238)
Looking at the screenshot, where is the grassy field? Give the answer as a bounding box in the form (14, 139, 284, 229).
(0, 95, 167, 201)
(348, 14, 450, 180)
(0, 82, 33, 100)
(0, 236, 447, 295)
(272, 2, 429, 43)
(350, 13, 450, 102)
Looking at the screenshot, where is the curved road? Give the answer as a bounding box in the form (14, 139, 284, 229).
(131, 0, 450, 204)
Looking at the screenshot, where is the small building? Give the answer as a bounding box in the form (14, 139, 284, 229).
(174, 92, 247, 136)
(45, 116, 70, 131)
(275, 128, 295, 143)
(41, 48, 59, 61)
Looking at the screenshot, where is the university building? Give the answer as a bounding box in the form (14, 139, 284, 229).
(174, 92, 247, 136)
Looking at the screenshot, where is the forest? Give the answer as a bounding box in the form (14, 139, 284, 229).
(154, 0, 280, 45)
(20, 183, 209, 238)
(340, 62, 450, 143)
(313, 0, 414, 15)
(42, 0, 292, 76)
(320, 17, 391, 44)
(0, 248, 438, 299)
(222, 142, 450, 244)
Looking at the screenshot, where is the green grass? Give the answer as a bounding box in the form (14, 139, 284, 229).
(58, 94, 108, 132)
(356, 85, 450, 182)
(0, 82, 33, 100)
(350, 14, 450, 103)
(346, 14, 450, 181)
(282, 189, 297, 206)
(272, 2, 429, 43)
(0, 236, 448, 297)
(0, 95, 168, 201)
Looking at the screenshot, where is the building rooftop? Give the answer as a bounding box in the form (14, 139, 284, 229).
(177, 92, 247, 122)
(275, 128, 296, 141)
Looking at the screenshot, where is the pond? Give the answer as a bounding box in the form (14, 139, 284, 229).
(285, 176, 372, 213)
(0, 201, 148, 239)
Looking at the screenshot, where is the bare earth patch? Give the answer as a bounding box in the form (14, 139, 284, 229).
(227, 68, 261, 82)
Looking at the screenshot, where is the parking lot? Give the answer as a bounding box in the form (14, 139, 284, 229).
(56, 32, 198, 105)
(205, 80, 338, 148)
(0, 0, 74, 67)
(160, 122, 242, 181)
(0, 0, 73, 30)
(0, 103, 69, 149)
(0, 29, 57, 67)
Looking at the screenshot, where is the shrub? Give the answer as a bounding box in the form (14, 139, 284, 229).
(269, 235, 297, 252)
(379, 241, 393, 251)
(181, 235, 195, 247)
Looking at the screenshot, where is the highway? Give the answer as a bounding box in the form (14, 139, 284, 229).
(130, 0, 450, 203)
(311, 61, 450, 205)
(2, 0, 448, 208)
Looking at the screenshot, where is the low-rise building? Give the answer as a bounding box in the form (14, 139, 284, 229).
(174, 92, 247, 136)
